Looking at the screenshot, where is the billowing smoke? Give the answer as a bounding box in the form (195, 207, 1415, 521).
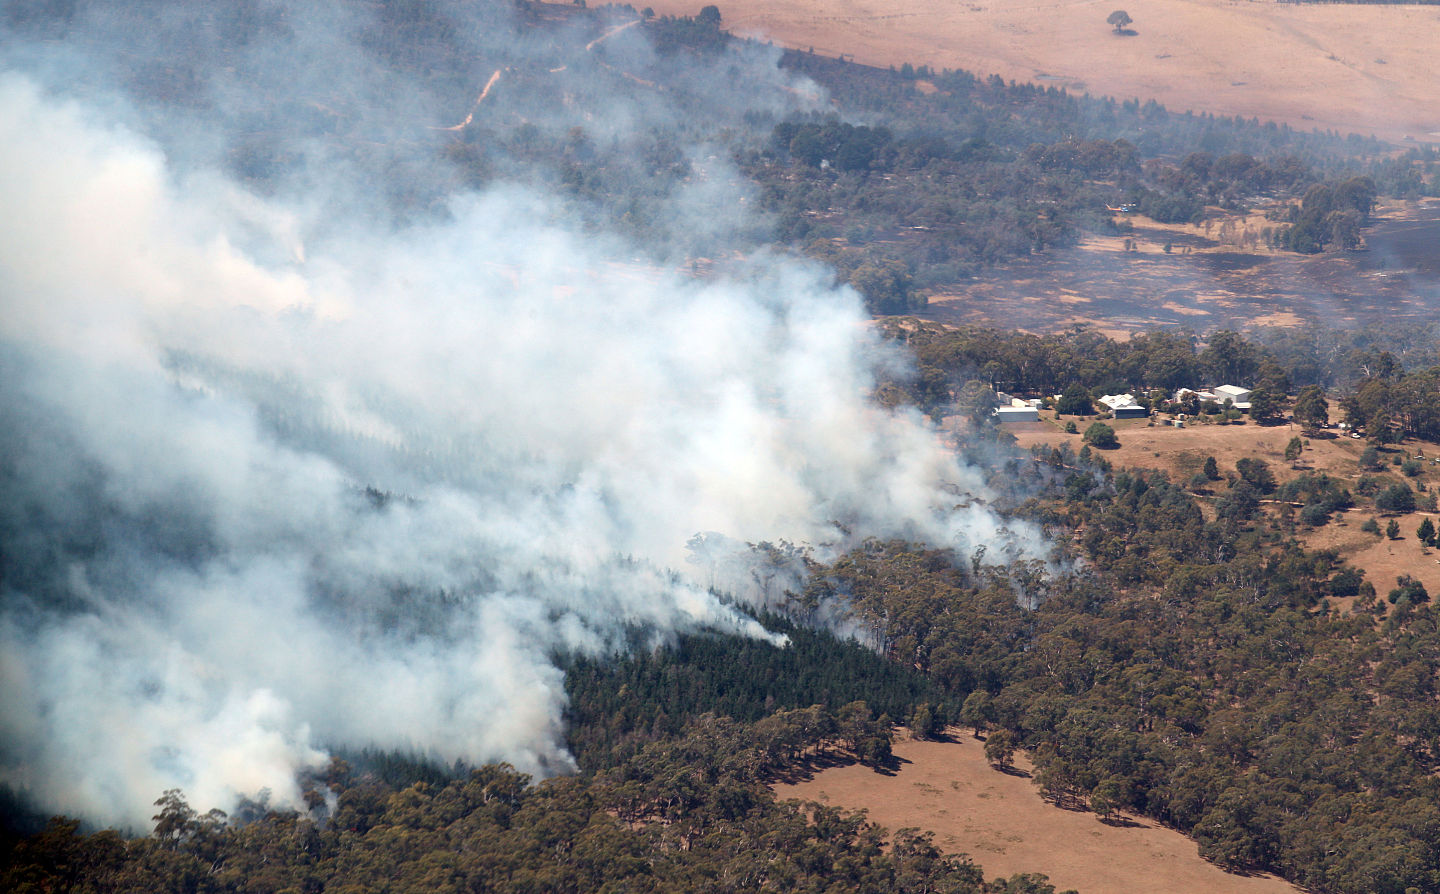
(0, 2, 1040, 830)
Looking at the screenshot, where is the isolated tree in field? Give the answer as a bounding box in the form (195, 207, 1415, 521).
(1285, 436, 1304, 464)
(1084, 422, 1120, 449)
(1203, 455, 1220, 480)
(1386, 519, 1402, 540)
(1106, 10, 1132, 32)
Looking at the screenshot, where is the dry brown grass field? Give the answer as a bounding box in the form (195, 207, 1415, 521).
(775, 730, 1302, 894)
(649, 0, 1440, 144)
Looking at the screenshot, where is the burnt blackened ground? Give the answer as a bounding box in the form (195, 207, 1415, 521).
(925, 200, 1440, 335)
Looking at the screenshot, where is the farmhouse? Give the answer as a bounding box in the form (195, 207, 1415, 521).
(1098, 393, 1149, 419)
(1174, 385, 1253, 412)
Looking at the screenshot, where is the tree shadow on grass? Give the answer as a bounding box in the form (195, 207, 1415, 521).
(769, 750, 853, 785)
(871, 753, 910, 776)
(769, 750, 912, 784)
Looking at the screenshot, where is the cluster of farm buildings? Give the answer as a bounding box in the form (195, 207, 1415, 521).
(993, 385, 1254, 423)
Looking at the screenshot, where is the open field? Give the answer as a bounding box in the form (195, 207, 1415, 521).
(1006, 412, 1366, 482)
(775, 730, 1301, 894)
(923, 199, 1440, 337)
(1006, 414, 1440, 598)
(649, 0, 1440, 144)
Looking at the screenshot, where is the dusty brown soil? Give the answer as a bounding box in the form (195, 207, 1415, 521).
(649, 0, 1440, 144)
(774, 730, 1301, 894)
(1008, 414, 1440, 598)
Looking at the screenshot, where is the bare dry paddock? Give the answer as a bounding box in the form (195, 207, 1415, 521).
(775, 732, 1301, 894)
(647, 0, 1440, 143)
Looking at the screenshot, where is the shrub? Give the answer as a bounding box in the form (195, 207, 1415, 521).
(1329, 567, 1365, 598)
(1299, 502, 1331, 527)
(1355, 475, 1386, 497)
(1360, 446, 1382, 470)
(1388, 575, 1429, 605)
(1235, 458, 1276, 494)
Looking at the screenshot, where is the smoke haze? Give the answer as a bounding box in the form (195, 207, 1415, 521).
(0, 1, 1039, 829)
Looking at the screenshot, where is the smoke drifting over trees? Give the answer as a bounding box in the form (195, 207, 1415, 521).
(0, 2, 1040, 828)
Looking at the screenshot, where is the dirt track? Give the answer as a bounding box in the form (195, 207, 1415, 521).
(648, 0, 1440, 143)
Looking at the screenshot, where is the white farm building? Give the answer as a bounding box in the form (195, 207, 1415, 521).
(994, 406, 1041, 423)
(1098, 393, 1149, 419)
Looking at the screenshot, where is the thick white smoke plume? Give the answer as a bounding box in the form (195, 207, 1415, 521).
(0, 4, 1040, 830)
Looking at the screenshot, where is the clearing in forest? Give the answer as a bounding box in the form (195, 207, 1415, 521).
(774, 731, 1302, 894)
